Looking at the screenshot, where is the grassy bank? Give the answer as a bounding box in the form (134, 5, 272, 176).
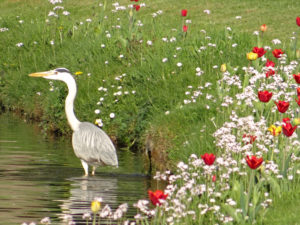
(0, 0, 298, 164)
(1, 0, 300, 223)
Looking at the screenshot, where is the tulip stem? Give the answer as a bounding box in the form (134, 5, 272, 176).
(92, 213, 96, 225)
(294, 31, 298, 58)
(246, 169, 255, 217)
(282, 148, 286, 177)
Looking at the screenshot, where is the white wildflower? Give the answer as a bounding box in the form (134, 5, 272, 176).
(147, 40, 153, 46)
(62, 11, 70, 16)
(203, 9, 211, 14)
(16, 42, 24, 47)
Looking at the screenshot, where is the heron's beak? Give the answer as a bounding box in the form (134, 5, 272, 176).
(29, 70, 54, 77)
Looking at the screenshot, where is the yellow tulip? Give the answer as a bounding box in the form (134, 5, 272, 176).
(268, 125, 282, 136)
(293, 118, 300, 126)
(75, 71, 83, 75)
(246, 52, 258, 61)
(220, 64, 227, 72)
(91, 200, 101, 213)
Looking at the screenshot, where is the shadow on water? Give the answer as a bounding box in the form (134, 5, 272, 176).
(0, 113, 152, 224)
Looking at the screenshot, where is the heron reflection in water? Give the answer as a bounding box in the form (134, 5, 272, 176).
(58, 176, 118, 220)
(29, 68, 118, 176)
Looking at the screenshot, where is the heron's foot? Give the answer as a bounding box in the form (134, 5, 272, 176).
(81, 160, 89, 176)
(92, 166, 97, 176)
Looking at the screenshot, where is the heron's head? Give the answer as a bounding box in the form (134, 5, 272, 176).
(29, 68, 72, 81)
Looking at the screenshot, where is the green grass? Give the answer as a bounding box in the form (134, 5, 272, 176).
(1, 0, 300, 223)
(264, 189, 300, 225)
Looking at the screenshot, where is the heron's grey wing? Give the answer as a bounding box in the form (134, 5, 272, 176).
(72, 122, 118, 167)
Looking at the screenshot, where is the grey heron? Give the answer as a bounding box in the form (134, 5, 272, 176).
(29, 68, 118, 176)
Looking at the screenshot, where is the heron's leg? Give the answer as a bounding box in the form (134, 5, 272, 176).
(81, 160, 89, 176)
(92, 166, 97, 176)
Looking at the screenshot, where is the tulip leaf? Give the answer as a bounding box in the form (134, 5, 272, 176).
(222, 204, 243, 223)
(283, 153, 292, 177)
(118, 36, 128, 48)
(232, 180, 242, 203)
(252, 186, 260, 207)
(240, 184, 247, 217)
(264, 174, 281, 197)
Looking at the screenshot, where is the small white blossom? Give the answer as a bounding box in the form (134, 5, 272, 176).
(0, 27, 9, 32)
(272, 39, 281, 45)
(253, 30, 259, 36)
(95, 119, 103, 127)
(16, 42, 24, 47)
(48, 11, 58, 17)
(49, 0, 63, 4)
(40, 217, 51, 224)
(203, 9, 211, 14)
(62, 11, 70, 15)
(147, 40, 153, 46)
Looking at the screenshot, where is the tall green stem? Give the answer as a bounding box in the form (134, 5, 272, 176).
(245, 169, 255, 216)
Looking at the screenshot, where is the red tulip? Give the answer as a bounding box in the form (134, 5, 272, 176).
(297, 87, 300, 96)
(272, 49, 284, 58)
(212, 175, 216, 182)
(252, 47, 266, 58)
(181, 9, 188, 17)
(293, 73, 300, 84)
(246, 155, 263, 169)
(296, 96, 300, 106)
(265, 59, 275, 78)
(133, 4, 140, 11)
(274, 100, 289, 113)
(131, 0, 139, 2)
(266, 69, 275, 78)
(282, 121, 297, 137)
(283, 117, 291, 123)
(265, 59, 275, 67)
(148, 190, 168, 206)
(201, 153, 216, 166)
(296, 17, 300, 26)
(260, 24, 267, 32)
(183, 25, 188, 32)
(243, 134, 257, 144)
(258, 90, 272, 102)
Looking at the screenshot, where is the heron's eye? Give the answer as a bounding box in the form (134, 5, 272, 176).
(55, 72, 58, 75)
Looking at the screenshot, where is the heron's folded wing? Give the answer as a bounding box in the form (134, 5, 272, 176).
(72, 122, 118, 167)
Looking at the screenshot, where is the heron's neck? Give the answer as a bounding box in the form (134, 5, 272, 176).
(64, 75, 81, 131)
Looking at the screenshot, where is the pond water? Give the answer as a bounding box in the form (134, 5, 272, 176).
(0, 113, 152, 224)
